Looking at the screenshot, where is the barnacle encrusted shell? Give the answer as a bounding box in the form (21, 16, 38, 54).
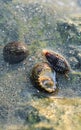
(3, 42, 29, 64)
(31, 62, 57, 93)
(42, 49, 70, 75)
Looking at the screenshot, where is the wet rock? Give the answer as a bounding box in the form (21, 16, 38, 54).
(57, 22, 77, 43)
(77, 53, 81, 64)
(68, 45, 79, 56)
(57, 17, 81, 44)
(14, 106, 41, 124)
(0, 3, 19, 44)
(11, 2, 56, 44)
(26, 107, 41, 124)
(77, 0, 81, 6)
(0, 105, 9, 123)
(3, 42, 29, 64)
(69, 56, 80, 69)
(1, 1, 81, 129)
(66, 45, 81, 69)
(2, 0, 12, 3)
(14, 107, 28, 120)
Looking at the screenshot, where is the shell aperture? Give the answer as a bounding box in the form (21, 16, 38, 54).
(31, 62, 57, 93)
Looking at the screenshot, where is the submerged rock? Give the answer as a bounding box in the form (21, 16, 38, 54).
(0, 105, 9, 123)
(57, 17, 81, 44)
(64, 45, 81, 70)
(3, 42, 29, 64)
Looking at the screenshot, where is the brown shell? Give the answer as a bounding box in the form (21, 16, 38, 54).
(30, 62, 57, 93)
(3, 41, 29, 64)
(42, 49, 70, 75)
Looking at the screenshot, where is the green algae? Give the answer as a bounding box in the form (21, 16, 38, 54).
(2, 98, 81, 130)
(30, 98, 81, 130)
(57, 16, 81, 45)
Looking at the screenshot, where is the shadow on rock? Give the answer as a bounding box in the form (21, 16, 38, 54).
(14, 105, 50, 125)
(0, 105, 9, 124)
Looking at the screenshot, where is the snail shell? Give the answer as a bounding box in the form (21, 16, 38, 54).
(31, 62, 57, 93)
(42, 49, 70, 75)
(3, 42, 29, 64)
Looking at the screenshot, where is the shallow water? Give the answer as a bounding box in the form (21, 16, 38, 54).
(0, 0, 81, 130)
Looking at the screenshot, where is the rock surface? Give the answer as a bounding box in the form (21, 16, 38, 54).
(0, 0, 81, 130)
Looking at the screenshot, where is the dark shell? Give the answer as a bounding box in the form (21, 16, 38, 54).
(42, 49, 70, 75)
(31, 62, 57, 93)
(3, 42, 29, 64)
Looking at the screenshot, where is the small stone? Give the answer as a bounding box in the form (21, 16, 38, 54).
(3, 41, 29, 64)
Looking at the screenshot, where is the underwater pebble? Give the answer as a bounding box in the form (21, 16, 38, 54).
(3, 42, 29, 64)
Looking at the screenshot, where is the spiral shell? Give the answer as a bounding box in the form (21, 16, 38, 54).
(31, 62, 57, 93)
(42, 49, 70, 75)
(3, 42, 29, 64)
